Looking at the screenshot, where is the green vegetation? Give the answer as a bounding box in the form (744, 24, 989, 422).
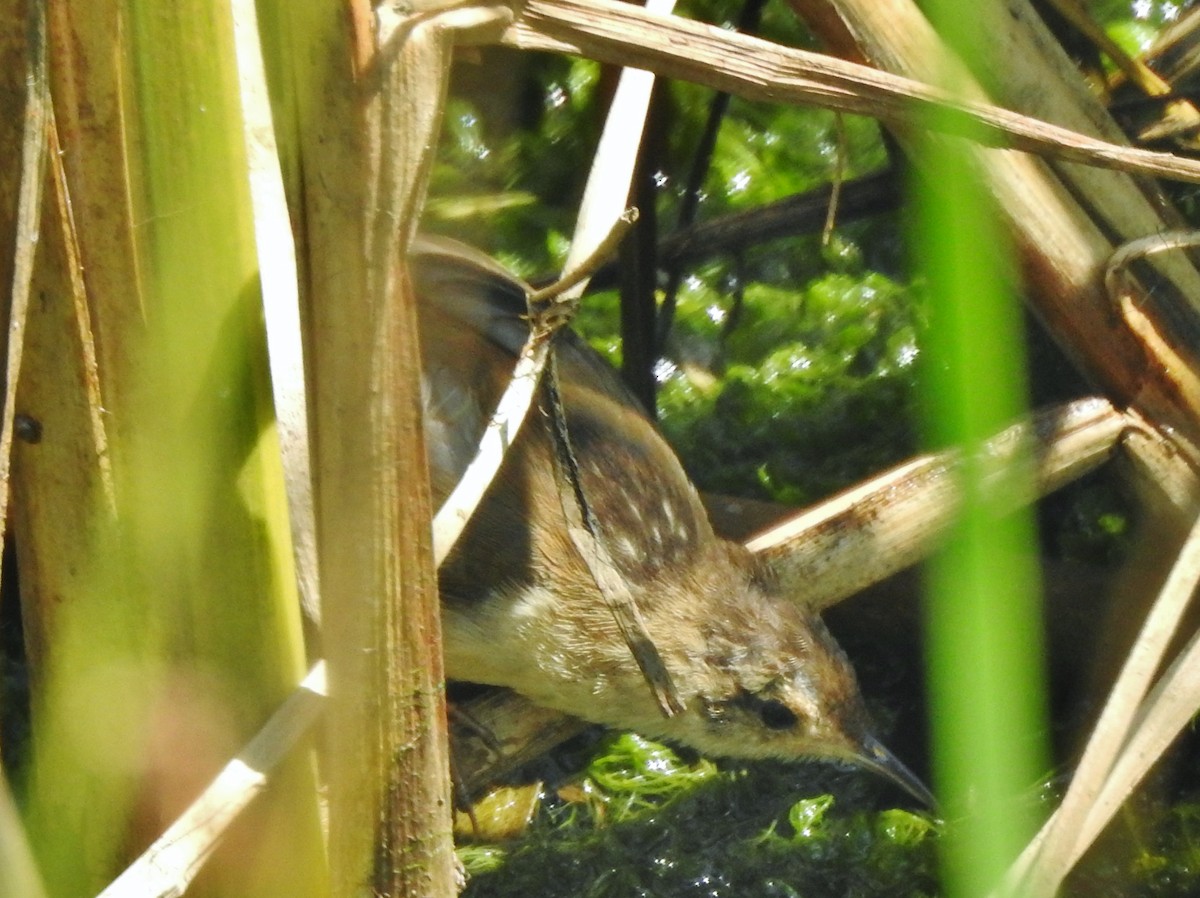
(459, 734, 937, 898)
(653, 261, 921, 505)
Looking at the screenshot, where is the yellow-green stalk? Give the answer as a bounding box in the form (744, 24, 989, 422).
(13, 2, 324, 895)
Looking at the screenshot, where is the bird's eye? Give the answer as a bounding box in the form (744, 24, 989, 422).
(758, 698, 798, 731)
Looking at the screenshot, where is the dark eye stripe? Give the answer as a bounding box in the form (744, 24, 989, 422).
(758, 698, 798, 731)
(726, 690, 801, 731)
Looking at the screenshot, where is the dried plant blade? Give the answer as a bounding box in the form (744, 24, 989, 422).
(502, 0, 1200, 184)
(546, 347, 684, 716)
(560, 0, 676, 283)
(748, 398, 1125, 608)
(96, 664, 328, 898)
(1013, 498, 1200, 895)
(430, 213, 634, 565)
(422, 242, 549, 568)
(231, 0, 320, 635)
(1078, 608, 1200, 855)
(549, 0, 685, 715)
(1107, 229, 1200, 293)
(431, 338, 551, 566)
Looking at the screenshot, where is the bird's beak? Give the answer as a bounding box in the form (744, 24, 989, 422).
(855, 736, 937, 810)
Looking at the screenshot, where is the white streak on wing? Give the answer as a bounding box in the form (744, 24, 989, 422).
(616, 534, 639, 561)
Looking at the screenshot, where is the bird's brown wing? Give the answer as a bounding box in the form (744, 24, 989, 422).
(410, 235, 714, 599)
(409, 235, 652, 491)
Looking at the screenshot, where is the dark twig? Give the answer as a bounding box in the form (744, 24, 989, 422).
(619, 90, 665, 413)
(656, 0, 769, 354)
(580, 170, 900, 292)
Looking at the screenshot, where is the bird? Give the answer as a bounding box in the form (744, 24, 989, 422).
(411, 235, 933, 806)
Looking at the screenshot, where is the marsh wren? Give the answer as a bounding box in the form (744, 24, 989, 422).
(413, 236, 932, 805)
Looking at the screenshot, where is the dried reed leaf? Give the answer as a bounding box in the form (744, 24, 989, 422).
(1012, 498, 1200, 895)
(96, 664, 327, 898)
(429, 216, 633, 565)
(748, 398, 1126, 609)
(233, 0, 321, 637)
(503, 0, 1200, 184)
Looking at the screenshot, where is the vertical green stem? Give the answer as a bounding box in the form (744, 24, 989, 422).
(914, 6, 1050, 895)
